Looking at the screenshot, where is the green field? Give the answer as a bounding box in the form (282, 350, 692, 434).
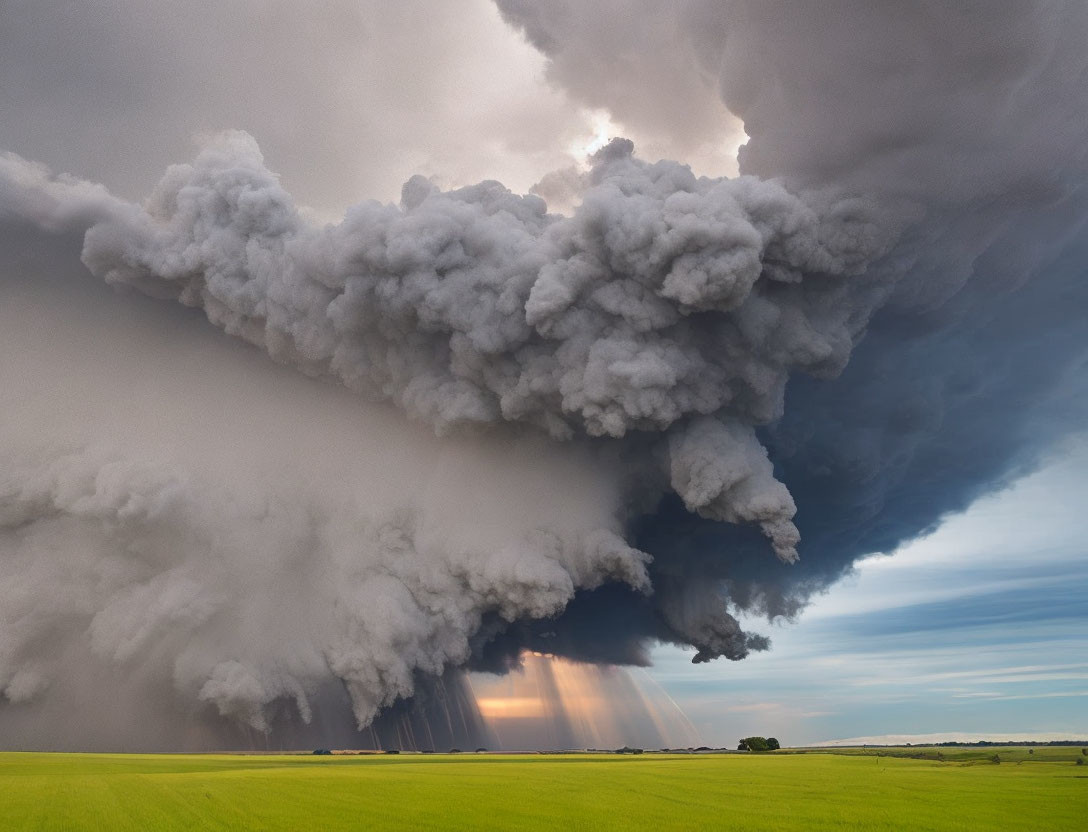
(1, 749, 1084, 831)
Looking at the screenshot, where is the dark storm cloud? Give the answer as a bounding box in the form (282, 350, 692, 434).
(495, 0, 1088, 656)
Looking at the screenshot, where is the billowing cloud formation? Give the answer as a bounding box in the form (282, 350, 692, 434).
(496, 0, 1088, 652)
(0, 222, 643, 744)
(2, 0, 1087, 748)
(1, 448, 647, 730)
(74, 131, 906, 563)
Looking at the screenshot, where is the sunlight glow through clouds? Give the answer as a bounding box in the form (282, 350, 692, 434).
(570, 110, 618, 159)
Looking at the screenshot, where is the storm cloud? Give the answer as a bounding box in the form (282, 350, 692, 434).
(1, 0, 1086, 748)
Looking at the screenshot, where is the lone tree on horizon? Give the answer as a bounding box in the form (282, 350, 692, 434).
(738, 737, 781, 752)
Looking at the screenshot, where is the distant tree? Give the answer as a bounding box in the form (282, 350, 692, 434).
(990, 754, 1001, 764)
(1029, 749, 1034, 755)
(1075, 757, 1085, 766)
(1082, 748, 1087, 756)
(739, 737, 771, 752)
(766, 738, 781, 751)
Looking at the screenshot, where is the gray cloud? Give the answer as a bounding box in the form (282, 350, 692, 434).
(65, 131, 902, 562)
(0, 0, 587, 212)
(495, 0, 1088, 671)
(498, 0, 744, 171)
(1, 0, 1086, 748)
(497, 1, 1088, 198)
(0, 212, 643, 742)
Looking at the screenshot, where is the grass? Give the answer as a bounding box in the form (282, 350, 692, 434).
(790, 744, 1085, 764)
(1, 748, 1085, 831)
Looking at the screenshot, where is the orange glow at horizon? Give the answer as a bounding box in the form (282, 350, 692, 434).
(467, 652, 698, 750)
(475, 697, 547, 719)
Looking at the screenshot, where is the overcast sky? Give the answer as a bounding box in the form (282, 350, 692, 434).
(2, 0, 1084, 748)
(0, 0, 739, 214)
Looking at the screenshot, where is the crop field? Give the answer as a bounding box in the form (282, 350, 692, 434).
(1, 748, 1084, 831)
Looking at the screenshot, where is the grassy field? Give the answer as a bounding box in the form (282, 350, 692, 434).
(1, 749, 1084, 831)
(792, 744, 1086, 764)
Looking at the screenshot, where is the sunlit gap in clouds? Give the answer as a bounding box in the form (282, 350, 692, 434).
(468, 652, 699, 751)
(569, 110, 618, 159)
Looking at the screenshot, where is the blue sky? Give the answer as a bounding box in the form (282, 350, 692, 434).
(646, 438, 1088, 747)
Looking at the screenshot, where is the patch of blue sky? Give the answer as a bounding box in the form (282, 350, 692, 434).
(647, 439, 1088, 746)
